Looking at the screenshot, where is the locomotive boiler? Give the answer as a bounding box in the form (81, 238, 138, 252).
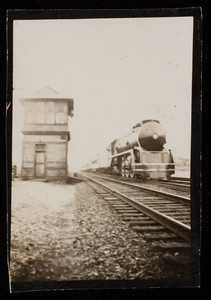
(107, 119, 175, 179)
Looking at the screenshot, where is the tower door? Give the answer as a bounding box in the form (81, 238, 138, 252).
(35, 151, 45, 177)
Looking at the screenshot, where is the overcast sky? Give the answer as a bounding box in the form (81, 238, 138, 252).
(12, 17, 193, 171)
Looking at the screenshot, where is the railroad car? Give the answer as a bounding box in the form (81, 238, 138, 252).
(84, 119, 175, 180)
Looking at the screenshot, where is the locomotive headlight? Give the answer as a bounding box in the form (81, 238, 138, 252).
(153, 133, 159, 140)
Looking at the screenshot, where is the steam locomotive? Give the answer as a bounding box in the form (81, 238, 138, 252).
(84, 119, 175, 180)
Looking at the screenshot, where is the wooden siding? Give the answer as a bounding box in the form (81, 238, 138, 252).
(47, 143, 66, 161)
(46, 169, 67, 178)
(23, 162, 34, 168)
(47, 161, 66, 168)
(21, 137, 68, 180)
(23, 143, 34, 162)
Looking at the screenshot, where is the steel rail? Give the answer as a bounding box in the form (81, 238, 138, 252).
(81, 173, 191, 242)
(81, 172, 190, 204)
(152, 179, 190, 189)
(158, 178, 190, 182)
(171, 177, 190, 182)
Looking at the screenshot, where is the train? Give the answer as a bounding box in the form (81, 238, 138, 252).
(82, 119, 175, 180)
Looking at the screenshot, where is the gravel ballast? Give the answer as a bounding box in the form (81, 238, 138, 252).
(10, 180, 190, 283)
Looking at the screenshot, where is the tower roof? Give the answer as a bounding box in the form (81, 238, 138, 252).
(33, 86, 60, 97)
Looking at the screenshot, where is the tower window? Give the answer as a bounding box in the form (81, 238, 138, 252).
(25, 102, 36, 124)
(35, 102, 45, 123)
(46, 102, 55, 124)
(56, 103, 67, 124)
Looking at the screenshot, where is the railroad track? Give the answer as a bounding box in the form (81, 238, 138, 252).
(85, 171, 190, 197)
(79, 172, 191, 258)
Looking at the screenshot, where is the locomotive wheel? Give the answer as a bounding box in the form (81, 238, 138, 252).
(129, 168, 134, 178)
(125, 169, 130, 178)
(121, 161, 126, 177)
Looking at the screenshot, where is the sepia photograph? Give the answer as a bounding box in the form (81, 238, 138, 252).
(7, 9, 201, 292)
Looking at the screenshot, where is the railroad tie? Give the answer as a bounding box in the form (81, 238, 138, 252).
(152, 242, 190, 254)
(143, 232, 178, 240)
(129, 220, 156, 226)
(132, 225, 165, 232)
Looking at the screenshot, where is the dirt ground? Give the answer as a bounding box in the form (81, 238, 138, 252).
(10, 179, 189, 284)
